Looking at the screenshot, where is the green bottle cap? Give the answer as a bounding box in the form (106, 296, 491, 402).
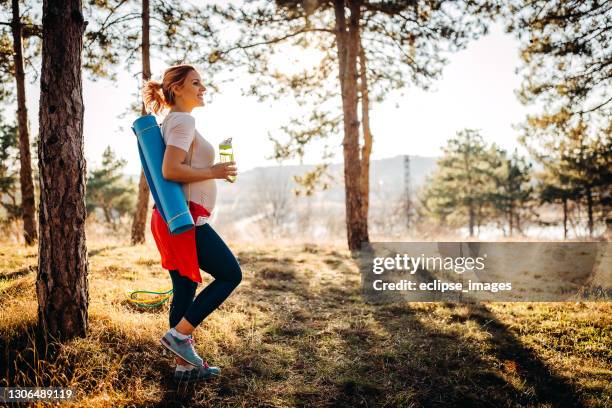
(219, 137, 232, 149)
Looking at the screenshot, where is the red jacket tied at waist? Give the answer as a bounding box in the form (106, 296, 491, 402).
(150, 201, 210, 283)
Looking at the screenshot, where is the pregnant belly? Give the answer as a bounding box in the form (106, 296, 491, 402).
(184, 180, 217, 213)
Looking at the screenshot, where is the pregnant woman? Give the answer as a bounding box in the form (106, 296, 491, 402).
(142, 64, 241, 382)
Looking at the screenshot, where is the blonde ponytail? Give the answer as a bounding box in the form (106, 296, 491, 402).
(142, 80, 167, 115)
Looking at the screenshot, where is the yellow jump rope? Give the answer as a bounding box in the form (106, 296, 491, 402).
(126, 288, 173, 308)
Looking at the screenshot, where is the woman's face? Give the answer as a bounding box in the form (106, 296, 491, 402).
(173, 69, 206, 109)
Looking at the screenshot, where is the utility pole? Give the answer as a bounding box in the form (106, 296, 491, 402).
(404, 155, 411, 230)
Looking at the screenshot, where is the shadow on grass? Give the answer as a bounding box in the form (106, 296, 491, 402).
(338, 248, 588, 407)
(0, 321, 42, 389)
(88, 245, 119, 258)
(462, 302, 586, 407)
(0, 318, 209, 407)
(0, 265, 36, 280)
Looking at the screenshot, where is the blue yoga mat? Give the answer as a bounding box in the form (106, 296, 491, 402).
(132, 115, 194, 235)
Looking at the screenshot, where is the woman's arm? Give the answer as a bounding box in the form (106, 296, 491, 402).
(162, 145, 236, 183)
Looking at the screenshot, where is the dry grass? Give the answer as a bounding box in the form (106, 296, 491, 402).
(0, 237, 610, 407)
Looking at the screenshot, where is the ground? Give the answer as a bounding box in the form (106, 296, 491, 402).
(0, 239, 610, 407)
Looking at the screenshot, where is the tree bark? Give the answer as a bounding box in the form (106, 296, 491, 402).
(334, 0, 369, 251)
(37, 0, 88, 342)
(130, 0, 151, 245)
(358, 36, 372, 232)
(11, 0, 37, 245)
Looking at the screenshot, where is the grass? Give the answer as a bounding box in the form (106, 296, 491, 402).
(0, 237, 610, 407)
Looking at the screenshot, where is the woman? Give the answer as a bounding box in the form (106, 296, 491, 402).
(142, 64, 241, 383)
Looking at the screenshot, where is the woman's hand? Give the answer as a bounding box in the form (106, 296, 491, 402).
(209, 161, 237, 182)
(162, 146, 236, 183)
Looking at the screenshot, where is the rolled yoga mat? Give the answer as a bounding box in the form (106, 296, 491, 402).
(132, 114, 194, 234)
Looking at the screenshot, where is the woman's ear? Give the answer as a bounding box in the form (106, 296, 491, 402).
(170, 83, 181, 99)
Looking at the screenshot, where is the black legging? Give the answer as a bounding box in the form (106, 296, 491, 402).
(168, 223, 242, 328)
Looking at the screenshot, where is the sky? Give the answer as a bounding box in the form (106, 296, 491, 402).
(21, 22, 539, 177)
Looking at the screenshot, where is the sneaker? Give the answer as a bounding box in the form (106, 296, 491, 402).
(160, 330, 203, 367)
(172, 361, 221, 383)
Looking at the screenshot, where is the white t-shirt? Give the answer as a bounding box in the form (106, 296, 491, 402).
(161, 112, 217, 226)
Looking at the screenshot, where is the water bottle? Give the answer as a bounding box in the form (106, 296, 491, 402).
(219, 137, 236, 183)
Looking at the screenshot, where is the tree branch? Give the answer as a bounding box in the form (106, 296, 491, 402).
(84, 1, 133, 49)
(218, 27, 333, 56)
(575, 96, 612, 115)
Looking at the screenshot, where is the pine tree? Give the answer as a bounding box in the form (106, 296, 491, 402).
(534, 119, 610, 238)
(420, 129, 494, 237)
(556, 120, 610, 237)
(0, 119, 20, 222)
(0, 0, 41, 245)
(37, 0, 89, 342)
(86, 146, 136, 228)
(486, 147, 534, 236)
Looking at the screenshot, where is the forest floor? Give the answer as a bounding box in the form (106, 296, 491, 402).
(0, 238, 610, 407)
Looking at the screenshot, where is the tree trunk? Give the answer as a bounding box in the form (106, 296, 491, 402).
(562, 197, 568, 239)
(468, 200, 475, 237)
(586, 185, 594, 237)
(11, 0, 37, 245)
(358, 36, 372, 232)
(130, 0, 152, 245)
(334, 0, 368, 251)
(476, 203, 482, 236)
(103, 206, 112, 224)
(37, 0, 88, 342)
